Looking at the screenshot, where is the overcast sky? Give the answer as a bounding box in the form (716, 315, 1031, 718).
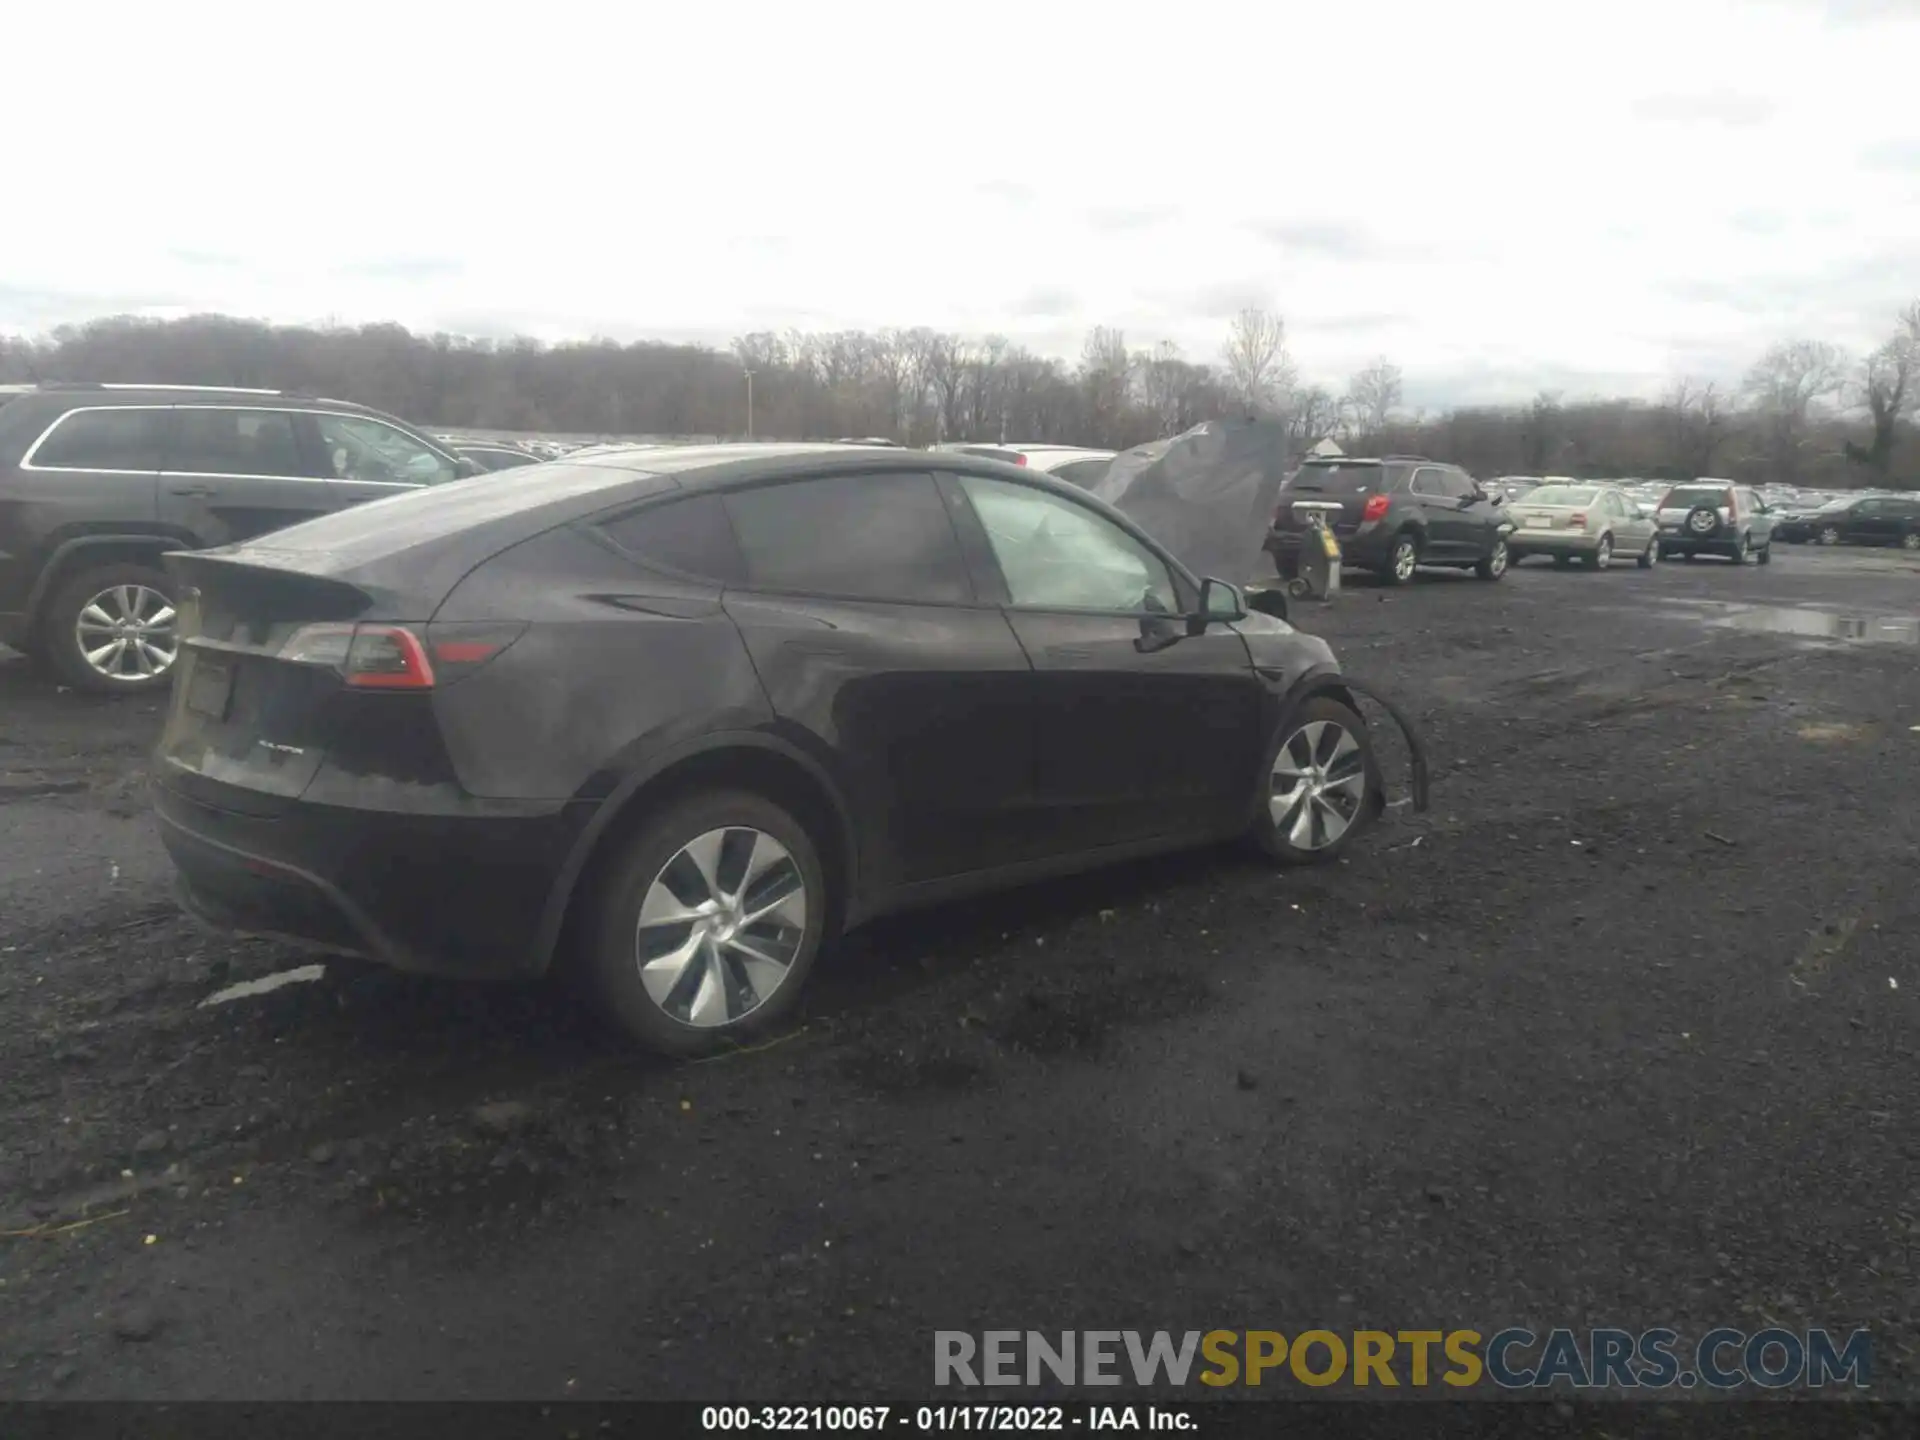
(7, 0, 1917, 407)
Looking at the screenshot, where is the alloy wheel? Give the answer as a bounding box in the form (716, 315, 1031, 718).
(633, 827, 809, 1029)
(75, 584, 178, 682)
(1393, 540, 1417, 582)
(1903, 534, 1920, 551)
(1595, 537, 1612, 570)
(1487, 540, 1508, 577)
(1821, 527, 1841, 546)
(1269, 720, 1368, 852)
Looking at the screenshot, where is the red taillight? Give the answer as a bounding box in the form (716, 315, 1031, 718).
(1012, 453, 1028, 466)
(281, 620, 524, 688)
(1569, 513, 1587, 527)
(1361, 494, 1390, 523)
(280, 623, 435, 689)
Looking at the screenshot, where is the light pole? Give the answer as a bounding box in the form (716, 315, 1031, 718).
(743, 368, 755, 440)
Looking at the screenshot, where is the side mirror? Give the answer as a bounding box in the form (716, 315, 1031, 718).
(1188, 577, 1247, 634)
(455, 455, 484, 478)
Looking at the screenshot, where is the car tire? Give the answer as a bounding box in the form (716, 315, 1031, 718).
(1757, 542, 1772, 565)
(1474, 537, 1509, 581)
(1250, 696, 1381, 866)
(1901, 533, 1920, 552)
(40, 561, 182, 695)
(1730, 532, 1750, 565)
(1377, 533, 1419, 586)
(1820, 526, 1842, 546)
(582, 789, 828, 1058)
(1638, 538, 1658, 569)
(1587, 535, 1613, 571)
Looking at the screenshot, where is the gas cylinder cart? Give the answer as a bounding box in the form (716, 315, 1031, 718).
(1279, 499, 1344, 601)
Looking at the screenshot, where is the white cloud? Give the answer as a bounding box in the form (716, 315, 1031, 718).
(5, 0, 1917, 402)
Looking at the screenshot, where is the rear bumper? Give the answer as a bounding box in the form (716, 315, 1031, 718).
(1266, 523, 1389, 568)
(1509, 530, 1601, 555)
(1656, 528, 1739, 554)
(154, 778, 595, 980)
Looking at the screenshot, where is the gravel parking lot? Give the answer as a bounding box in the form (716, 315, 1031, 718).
(2, 545, 1917, 1400)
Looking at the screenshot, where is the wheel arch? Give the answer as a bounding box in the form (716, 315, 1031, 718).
(534, 732, 860, 976)
(26, 533, 195, 631)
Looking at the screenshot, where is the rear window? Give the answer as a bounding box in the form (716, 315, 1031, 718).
(28, 407, 169, 471)
(1661, 485, 1731, 509)
(1285, 463, 1383, 494)
(1523, 485, 1599, 507)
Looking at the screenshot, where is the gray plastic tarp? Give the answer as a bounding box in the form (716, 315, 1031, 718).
(1084, 415, 1292, 588)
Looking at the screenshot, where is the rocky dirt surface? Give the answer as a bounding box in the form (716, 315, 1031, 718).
(1, 546, 1916, 1401)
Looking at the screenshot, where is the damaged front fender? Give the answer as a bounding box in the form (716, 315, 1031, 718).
(1279, 670, 1432, 817)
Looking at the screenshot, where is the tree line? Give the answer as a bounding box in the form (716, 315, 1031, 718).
(3, 301, 1915, 487)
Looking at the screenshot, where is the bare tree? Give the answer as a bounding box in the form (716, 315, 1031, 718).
(1345, 358, 1403, 437)
(1221, 307, 1295, 413)
(1078, 326, 1135, 447)
(1742, 339, 1849, 484)
(1286, 384, 1346, 455)
(1844, 301, 1920, 480)
(1661, 378, 1736, 478)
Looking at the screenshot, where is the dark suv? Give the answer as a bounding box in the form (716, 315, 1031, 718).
(1264, 455, 1513, 585)
(0, 383, 474, 692)
(153, 444, 1389, 1056)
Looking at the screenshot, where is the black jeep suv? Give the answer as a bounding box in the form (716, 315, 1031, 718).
(1264, 455, 1513, 586)
(0, 383, 475, 692)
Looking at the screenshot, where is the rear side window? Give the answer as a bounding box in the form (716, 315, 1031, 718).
(597, 493, 746, 583)
(170, 408, 307, 477)
(27, 407, 169, 471)
(723, 472, 972, 604)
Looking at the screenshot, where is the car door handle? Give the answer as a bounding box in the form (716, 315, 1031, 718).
(169, 484, 215, 497)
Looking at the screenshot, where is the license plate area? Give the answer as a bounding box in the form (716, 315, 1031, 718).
(185, 656, 233, 720)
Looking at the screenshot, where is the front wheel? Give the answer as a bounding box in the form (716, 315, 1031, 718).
(1901, 533, 1920, 552)
(582, 789, 828, 1057)
(41, 561, 182, 695)
(1475, 537, 1509, 580)
(1820, 526, 1842, 546)
(1250, 697, 1381, 865)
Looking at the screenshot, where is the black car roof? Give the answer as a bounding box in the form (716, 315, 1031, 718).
(550, 441, 1102, 501)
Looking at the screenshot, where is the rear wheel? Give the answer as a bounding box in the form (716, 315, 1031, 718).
(1902, 533, 1920, 552)
(1586, 535, 1613, 571)
(1730, 532, 1750, 564)
(1250, 698, 1380, 866)
(1757, 542, 1772, 565)
(582, 789, 828, 1057)
(1475, 537, 1509, 581)
(1638, 537, 1658, 569)
(1377, 533, 1419, 586)
(1820, 525, 1842, 546)
(41, 561, 181, 695)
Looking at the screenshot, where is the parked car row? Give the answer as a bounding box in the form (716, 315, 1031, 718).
(1771, 493, 1920, 549)
(1262, 462, 1808, 584)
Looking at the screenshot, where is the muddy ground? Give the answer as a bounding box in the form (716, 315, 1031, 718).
(1, 545, 1917, 1400)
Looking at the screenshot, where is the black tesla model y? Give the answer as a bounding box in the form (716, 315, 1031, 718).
(154, 444, 1384, 1056)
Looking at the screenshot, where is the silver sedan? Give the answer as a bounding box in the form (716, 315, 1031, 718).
(1507, 484, 1659, 570)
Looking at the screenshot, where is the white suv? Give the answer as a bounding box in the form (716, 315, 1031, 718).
(1654, 480, 1777, 565)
